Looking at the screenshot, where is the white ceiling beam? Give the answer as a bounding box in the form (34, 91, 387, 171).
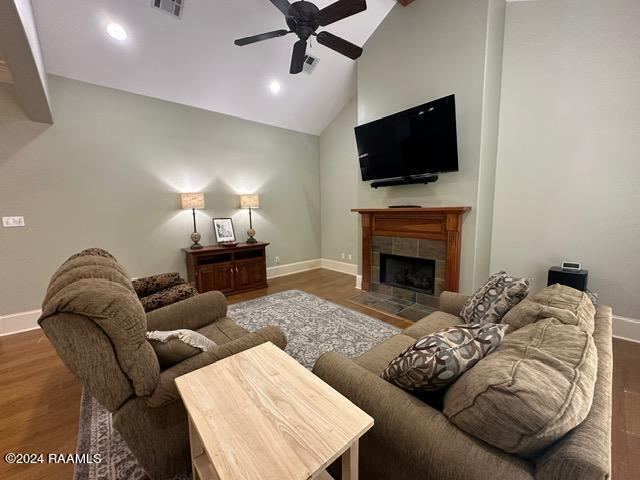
(0, 0, 53, 123)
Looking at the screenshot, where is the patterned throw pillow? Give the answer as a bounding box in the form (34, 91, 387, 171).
(147, 329, 217, 368)
(382, 323, 507, 391)
(460, 271, 530, 324)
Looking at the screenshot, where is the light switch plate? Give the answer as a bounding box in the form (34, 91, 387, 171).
(2, 216, 25, 227)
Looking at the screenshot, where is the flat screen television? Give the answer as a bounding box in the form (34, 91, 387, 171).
(355, 94, 459, 182)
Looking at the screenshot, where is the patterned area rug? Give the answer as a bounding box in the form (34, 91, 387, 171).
(74, 290, 399, 479)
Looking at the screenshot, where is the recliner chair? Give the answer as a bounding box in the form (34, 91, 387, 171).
(38, 248, 287, 479)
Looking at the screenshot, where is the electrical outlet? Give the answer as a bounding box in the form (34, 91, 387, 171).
(275, 256, 280, 265)
(341, 253, 345, 259)
(348, 254, 352, 260)
(2, 216, 25, 227)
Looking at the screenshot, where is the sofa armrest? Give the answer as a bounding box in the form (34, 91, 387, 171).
(146, 291, 227, 332)
(313, 352, 533, 480)
(439, 291, 470, 316)
(145, 326, 287, 407)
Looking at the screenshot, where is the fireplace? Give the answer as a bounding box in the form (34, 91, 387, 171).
(380, 254, 435, 295)
(352, 207, 471, 307)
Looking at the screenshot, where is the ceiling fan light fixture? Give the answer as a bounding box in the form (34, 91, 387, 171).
(235, 0, 367, 75)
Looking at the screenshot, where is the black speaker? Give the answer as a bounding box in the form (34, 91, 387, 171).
(547, 266, 588, 292)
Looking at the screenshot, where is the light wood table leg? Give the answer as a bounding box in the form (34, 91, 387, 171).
(189, 418, 203, 480)
(341, 440, 359, 480)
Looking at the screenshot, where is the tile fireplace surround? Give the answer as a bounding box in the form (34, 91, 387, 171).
(352, 207, 471, 308)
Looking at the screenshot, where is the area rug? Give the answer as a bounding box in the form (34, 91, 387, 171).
(74, 290, 400, 480)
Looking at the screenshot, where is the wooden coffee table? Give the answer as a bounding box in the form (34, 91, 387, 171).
(175, 342, 374, 480)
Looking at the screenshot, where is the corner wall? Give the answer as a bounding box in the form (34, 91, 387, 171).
(491, 0, 640, 319)
(0, 76, 320, 315)
(319, 96, 359, 267)
(355, 0, 506, 292)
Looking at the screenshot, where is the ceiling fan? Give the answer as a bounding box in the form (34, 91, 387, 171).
(234, 0, 367, 74)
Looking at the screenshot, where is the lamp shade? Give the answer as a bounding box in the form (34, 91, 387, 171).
(240, 194, 260, 209)
(180, 192, 205, 210)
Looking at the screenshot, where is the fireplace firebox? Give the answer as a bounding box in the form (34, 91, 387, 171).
(380, 253, 436, 295)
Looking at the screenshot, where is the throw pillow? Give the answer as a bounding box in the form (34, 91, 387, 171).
(132, 272, 184, 298)
(382, 323, 507, 391)
(500, 284, 595, 334)
(460, 271, 530, 324)
(443, 317, 597, 457)
(147, 329, 217, 368)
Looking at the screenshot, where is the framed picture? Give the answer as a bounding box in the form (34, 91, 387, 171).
(213, 218, 236, 244)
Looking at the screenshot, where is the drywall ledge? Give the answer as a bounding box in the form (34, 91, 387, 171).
(0, 0, 53, 123)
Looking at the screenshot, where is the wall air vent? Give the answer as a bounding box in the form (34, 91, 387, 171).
(303, 55, 319, 74)
(152, 0, 183, 18)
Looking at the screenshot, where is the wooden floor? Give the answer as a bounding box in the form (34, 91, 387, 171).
(0, 268, 638, 479)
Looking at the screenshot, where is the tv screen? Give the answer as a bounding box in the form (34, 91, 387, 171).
(355, 95, 459, 181)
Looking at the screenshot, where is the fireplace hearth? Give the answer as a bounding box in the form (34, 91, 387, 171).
(380, 254, 435, 295)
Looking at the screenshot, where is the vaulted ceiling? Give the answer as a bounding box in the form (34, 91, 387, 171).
(31, 0, 396, 134)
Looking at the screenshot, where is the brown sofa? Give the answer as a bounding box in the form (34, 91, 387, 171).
(38, 249, 287, 480)
(313, 291, 612, 480)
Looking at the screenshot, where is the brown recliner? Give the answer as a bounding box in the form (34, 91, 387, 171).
(38, 248, 287, 480)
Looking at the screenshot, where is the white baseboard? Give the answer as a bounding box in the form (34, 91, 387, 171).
(266, 258, 322, 279)
(612, 315, 640, 343)
(320, 259, 358, 276)
(355, 275, 362, 290)
(0, 309, 41, 337)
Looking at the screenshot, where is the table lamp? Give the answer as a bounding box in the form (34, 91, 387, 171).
(240, 194, 260, 244)
(181, 192, 205, 249)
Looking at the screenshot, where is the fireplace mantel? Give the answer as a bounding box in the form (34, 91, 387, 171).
(352, 207, 471, 293)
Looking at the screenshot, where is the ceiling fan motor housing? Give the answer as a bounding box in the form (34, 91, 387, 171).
(286, 1, 320, 41)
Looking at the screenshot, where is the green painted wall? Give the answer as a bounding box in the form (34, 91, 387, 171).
(0, 76, 320, 315)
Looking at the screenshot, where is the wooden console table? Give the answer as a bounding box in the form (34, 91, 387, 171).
(175, 342, 373, 480)
(183, 242, 268, 295)
(352, 207, 471, 293)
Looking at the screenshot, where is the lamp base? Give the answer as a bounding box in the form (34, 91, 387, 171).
(246, 228, 257, 244)
(190, 232, 203, 249)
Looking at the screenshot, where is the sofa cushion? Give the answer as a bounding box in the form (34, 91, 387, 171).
(443, 317, 597, 457)
(147, 329, 217, 368)
(501, 284, 595, 335)
(460, 271, 530, 325)
(532, 284, 595, 334)
(383, 323, 507, 392)
(197, 316, 250, 344)
(403, 311, 461, 340)
(355, 334, 416, 376)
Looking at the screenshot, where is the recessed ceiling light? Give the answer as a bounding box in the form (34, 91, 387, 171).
(269, 80, 281, 95)
(107, 23, 127, 41)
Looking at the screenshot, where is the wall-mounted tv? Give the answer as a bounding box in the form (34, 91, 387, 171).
(355, 94, 459, 182)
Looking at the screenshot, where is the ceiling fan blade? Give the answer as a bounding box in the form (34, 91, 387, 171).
(316, 31, 363, 60)
(234, 30, 290, 46)
(318, 0, 367, 27)
(290, 39, 307, 74)
(268, 0, 291, 16)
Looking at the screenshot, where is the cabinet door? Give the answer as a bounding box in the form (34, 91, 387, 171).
(250, 260, 267, 286)
(197, 263, 234, 294)
(234, 259, 267, 291)
(234, 262, 253, 291)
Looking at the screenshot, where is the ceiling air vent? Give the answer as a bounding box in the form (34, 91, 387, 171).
(303, 55, 319, 74)
(152, 0, 184, 18)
